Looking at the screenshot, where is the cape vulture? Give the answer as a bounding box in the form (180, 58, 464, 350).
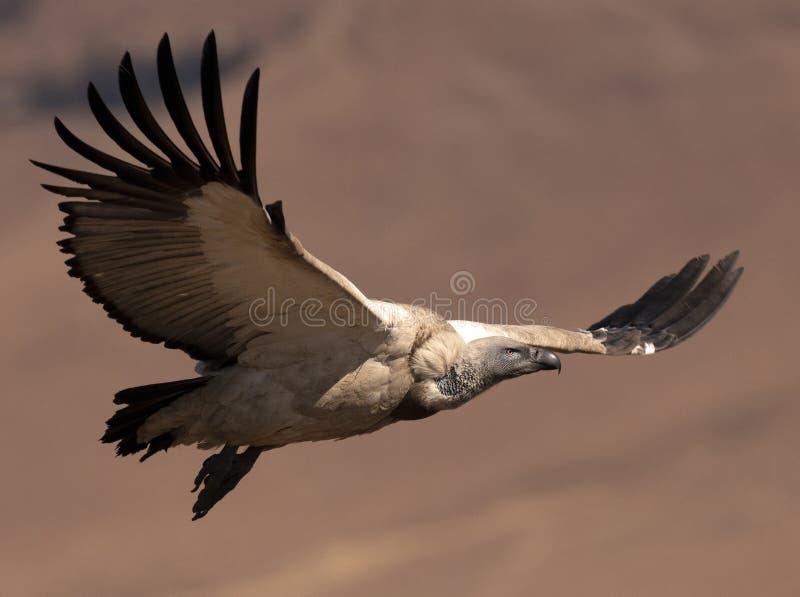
(35, 32, 743, 519)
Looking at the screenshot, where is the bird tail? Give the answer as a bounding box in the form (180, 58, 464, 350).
(101, 377, 210, 461)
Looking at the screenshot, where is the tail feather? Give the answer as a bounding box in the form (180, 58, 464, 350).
(102, 377, 210, 460)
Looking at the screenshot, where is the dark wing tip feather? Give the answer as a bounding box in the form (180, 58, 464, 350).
(589, 252, 742, 355)
(41, 31, 264, 204)
(201, 30, 239, 184)
(119, 51, 134, 78)
(85, 81, 176, 176)
(663, 263, 743, 342)
(52, 117, 175, 193)
(118, 48, 205, 185)
(36, 32, 276, 363)
(239, 67, 261, 206)
(31, 159, 82, 180)
(157, 32, 221, 178)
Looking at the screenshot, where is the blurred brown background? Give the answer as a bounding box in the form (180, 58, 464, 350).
(1, 1, 799, 595)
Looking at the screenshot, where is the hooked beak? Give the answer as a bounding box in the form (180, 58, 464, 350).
(532, 348, 561, 375)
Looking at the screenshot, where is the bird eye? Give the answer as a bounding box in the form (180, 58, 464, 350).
(504, 348, 521, 358)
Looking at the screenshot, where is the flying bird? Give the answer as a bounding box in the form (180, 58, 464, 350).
(34, 32, 743, 519)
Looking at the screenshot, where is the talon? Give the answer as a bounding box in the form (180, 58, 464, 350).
(189, 446, 264, 520)
(190, 446, 237, 493)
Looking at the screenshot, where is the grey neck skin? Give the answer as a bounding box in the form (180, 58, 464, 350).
(391, 354, 506, 422)
(434, 362, 496, 406)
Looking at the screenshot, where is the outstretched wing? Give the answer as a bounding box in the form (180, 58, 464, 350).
(451, 252, 742, 356)
(35, 32, 386, 367)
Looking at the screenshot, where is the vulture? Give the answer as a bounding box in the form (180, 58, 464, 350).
(34, 32, 743, 520)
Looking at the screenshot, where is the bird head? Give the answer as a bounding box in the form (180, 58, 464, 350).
(405, 336, 563, 417)
(461, 337, 561, 382)
(483, 338, 561, 379)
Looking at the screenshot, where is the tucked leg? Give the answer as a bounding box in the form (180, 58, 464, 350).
(191, 445, 265, 520)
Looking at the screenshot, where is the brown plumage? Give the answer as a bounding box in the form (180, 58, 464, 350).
(34, 32, 743, 520)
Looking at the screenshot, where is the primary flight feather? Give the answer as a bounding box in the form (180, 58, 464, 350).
(35, 32, 743, 519)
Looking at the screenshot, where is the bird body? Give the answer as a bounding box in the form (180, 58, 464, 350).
(139, 303, 486, 447)
(141, 307, 420, 448)
(35, 32, 743, 519)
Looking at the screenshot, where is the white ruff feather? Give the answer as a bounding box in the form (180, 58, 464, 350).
(448, 321, 507, 344)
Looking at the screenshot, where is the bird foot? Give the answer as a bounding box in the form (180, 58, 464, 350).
(191, 445, 262, 520)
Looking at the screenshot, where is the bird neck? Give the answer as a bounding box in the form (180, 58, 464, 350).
(391, 361, 495, 422)
(433, 361, 495, 405)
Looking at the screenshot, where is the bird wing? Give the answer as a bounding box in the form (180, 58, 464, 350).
(450, 252, 742, 356)
(35, 32, 388, 367)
